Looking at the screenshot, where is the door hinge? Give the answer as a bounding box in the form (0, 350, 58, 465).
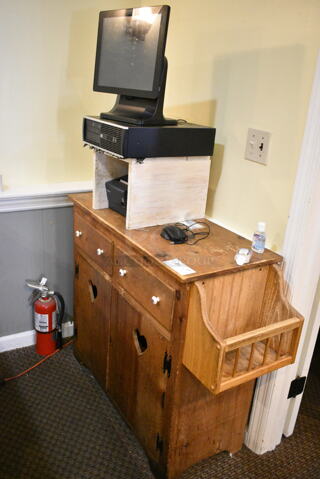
(163, 351, 172, 377)
(75, 263, 79, 278)
(161, 392, 166, 409)
(287, 376, 307, 399)
(156, 433, 164, 454)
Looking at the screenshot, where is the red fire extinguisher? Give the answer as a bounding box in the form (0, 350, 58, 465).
(26, 277, 65, 356)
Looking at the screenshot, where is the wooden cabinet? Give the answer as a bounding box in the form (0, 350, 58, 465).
(70, 192, 303, 479)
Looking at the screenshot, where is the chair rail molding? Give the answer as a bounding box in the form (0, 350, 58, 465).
(245, 50, 320, 453)
(0, 181, 92, 213)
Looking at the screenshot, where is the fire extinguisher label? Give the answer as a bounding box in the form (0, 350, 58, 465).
(35, 312, 57, 332)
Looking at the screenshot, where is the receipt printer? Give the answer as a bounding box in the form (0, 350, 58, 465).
(105, 175, 128, 217)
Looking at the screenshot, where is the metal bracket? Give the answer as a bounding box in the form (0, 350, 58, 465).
(156, 433, 164, 454)
(162, 351, 172, 377)
(287, 376, 307, 399)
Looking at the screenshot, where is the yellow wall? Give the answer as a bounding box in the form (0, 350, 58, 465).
(142, 0, 320, 250)
(0, 0, 131, 188)
(1, 1, 320, 251)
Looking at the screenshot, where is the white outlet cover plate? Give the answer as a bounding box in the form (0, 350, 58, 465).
(245, 128, 271, 165)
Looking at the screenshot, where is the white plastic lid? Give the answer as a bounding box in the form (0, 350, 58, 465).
(257, 221, 266, 232)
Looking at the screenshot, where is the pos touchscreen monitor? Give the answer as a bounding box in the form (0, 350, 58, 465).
(93, 5, 176, 126)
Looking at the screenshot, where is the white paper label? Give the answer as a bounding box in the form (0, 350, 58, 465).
(163, 258, 196, 276)
(35, 312, 56, 332)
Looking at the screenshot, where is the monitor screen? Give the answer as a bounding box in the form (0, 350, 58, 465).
(93, 6, 170, 99)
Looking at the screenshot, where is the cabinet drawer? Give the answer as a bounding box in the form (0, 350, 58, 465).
(74, 213, 113, 275)
(114, 247, 175, 331)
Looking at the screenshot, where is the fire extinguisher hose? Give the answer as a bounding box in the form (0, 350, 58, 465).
(0, 338, 74, 386)
(54, 292, 65, 350)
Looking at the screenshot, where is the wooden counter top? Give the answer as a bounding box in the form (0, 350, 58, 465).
(69, 192, 282, 283)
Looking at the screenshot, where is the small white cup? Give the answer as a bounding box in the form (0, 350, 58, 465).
(234, 248, 252, 265)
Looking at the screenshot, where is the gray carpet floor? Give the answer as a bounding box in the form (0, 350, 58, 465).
(0, 344, 319, 479)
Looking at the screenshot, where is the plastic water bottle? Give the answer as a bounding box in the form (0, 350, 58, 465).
(252, 222, 266, 253)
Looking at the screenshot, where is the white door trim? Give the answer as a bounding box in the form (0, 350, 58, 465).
(284, 288, 320, 436)
(245, 50, 320, 453)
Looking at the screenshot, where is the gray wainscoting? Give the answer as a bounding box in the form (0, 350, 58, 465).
(0, 206, 74, 337)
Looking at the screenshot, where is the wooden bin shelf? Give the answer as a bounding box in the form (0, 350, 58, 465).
(183, 264, 303, 394)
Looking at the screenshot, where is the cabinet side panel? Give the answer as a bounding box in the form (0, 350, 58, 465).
(93, 151, 128, 210)
(74, 253, 91, 367)
(126, 157, 210, 229)
(183, 284, 220, 391)
(167, 368, 254, 478)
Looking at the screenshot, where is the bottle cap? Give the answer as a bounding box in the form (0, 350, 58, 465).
(257, 222, 266, 232)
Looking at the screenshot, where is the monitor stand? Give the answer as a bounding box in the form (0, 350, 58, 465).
(100, 58, 177, 127)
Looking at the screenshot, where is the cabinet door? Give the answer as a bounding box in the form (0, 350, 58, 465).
(74, 253, 111, 389)
(109, 287, 169, 461)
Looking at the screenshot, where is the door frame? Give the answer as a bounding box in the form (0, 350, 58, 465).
(245, 51, 320, 453)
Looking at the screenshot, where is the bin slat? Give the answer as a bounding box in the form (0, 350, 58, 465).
(232, 349, 240, 377)
(263, 337, 271, 365)
(277, 333, 284, 359)
(248, 343, 256, 371)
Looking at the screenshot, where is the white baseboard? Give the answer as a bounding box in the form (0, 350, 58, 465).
(0, 330, 36, 352)
(0, 321, 74, 353)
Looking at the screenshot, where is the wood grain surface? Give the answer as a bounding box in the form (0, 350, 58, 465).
(74, 253, 111, 389)
(166, 368, 255, 478)
(114, 246, 175, 331)
(126, 156, 210, 229)
(182, 265, 304, 395)
(70, 192, 282, 284)
(74, 212, 113, 276)
(70, 194, 303, 479)
(108, 287, 169, 462)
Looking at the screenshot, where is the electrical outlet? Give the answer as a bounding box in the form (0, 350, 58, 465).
(245, 128, 270, 165)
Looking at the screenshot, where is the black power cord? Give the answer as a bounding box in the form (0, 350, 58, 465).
(175, 221, 210, 245)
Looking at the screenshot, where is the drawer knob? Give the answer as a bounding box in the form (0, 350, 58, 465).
(75, 230, 82, 237)
(119, 268, 127, 277)
(96, 248, 104, 256)
(151, 296, 160, 305)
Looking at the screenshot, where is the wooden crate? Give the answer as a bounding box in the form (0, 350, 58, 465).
(182, 264, 303, 394)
